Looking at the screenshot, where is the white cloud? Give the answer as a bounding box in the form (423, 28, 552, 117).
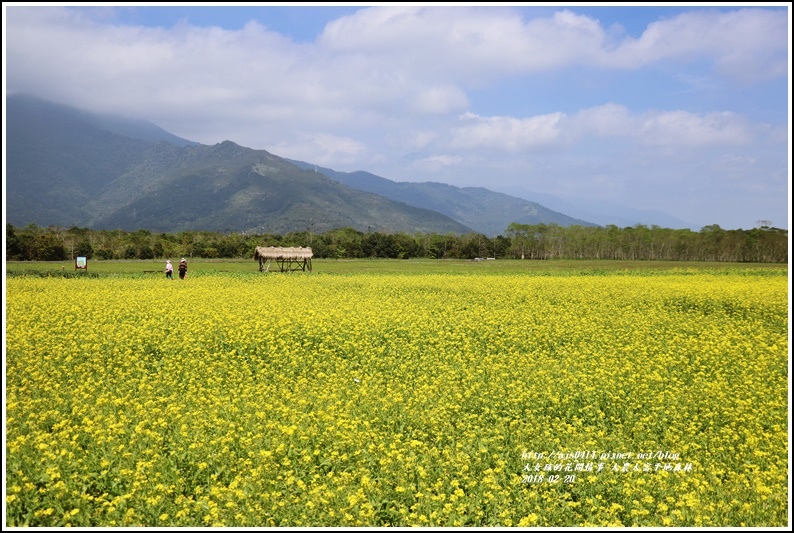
(410, 154, 465, 173)
(386, 130, 439, 151)
(269, 133, 366, 167)
(409, 85, 469, 115)
(444, 105, 755, 151)
(450, 112, 566, 151)
(636, 110, 752, 146)
(570, 104, 634, 137)
(6, 5, 786, 123)
(606, 9, 788, 81)
(318, 6, 787, 82)
(318, 7, 606, 80)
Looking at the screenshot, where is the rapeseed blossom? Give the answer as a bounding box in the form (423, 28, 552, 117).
(5, 269, 788, 526)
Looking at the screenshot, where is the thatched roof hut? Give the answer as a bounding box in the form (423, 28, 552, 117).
(254, 246, 313, 260)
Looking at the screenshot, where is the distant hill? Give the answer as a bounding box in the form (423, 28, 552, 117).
(286, 162, 597, 236)
(7, 94, 625, 236)
(9, 93, 197, 146)
(7, 94, 158, 228)
(5, 94, 473, 235)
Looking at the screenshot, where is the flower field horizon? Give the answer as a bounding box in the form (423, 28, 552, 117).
(5, 266, 789, 526)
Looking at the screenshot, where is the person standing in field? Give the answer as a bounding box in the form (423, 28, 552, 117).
(165, 259, 173, 279)
(178, 258, 188, 280)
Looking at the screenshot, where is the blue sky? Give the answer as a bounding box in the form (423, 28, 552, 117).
(4, 3, 791, 230)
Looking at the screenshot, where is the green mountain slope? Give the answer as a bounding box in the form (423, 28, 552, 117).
(287, 163, 597, 235)
(6, 95, 473, 235)
(6, 94, 157, 227)
(93, 141, 474, 234)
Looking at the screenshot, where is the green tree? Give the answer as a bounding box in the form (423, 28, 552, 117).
(29, 234, 67, 261)
(6, 224, 26, 260)
(76, 239, 94, 259)
(505, 223, 531, 259)
(493, 235, 511, 258)
(137, 245, 155, 260)
(95, 248, 115, 260)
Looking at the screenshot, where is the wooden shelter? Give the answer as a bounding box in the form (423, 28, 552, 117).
(254, 246, 313, 273)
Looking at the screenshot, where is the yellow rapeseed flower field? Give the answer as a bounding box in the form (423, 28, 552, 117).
(5, 268, 788, 526)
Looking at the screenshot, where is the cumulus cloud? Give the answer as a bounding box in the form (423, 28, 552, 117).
(636, 110, 753, 146)
(409, 85, 469, 115)
(6, 9, 300, 113)
(386, 130, 439, 151)
(569, 104, 634, 137)
(445, 105, 755, 151)
(450, 112, 566, 151)
(606, 9, 788, 81)
(6, 5, 786, 123)
(319, 6, 603, 76)
(319, 6, 787, 81)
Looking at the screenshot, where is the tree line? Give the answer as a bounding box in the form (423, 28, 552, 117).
(5, 222, 788, 264)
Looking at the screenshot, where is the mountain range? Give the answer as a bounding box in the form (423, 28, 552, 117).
(285, 162, 596, 236)
(6, 94, 684, 235)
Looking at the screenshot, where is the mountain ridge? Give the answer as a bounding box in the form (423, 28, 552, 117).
(6, 95, 473, 234)
(285, 161, 596, 236)
(6, 93, 689, 236)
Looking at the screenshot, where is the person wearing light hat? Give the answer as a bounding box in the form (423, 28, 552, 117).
(165, 259, 173, 279)
(178, 258, 188, 280)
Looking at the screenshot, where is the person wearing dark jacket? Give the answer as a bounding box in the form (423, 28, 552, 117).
(178, 258, 188, 279)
